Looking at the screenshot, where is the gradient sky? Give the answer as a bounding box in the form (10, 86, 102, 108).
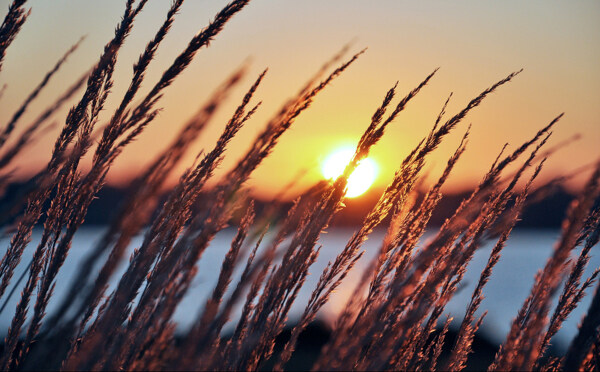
(1, 0, 599, 198)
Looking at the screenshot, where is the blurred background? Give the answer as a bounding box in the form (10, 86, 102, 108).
(0, 1, 599, 369)
(0, 0, 598, 198)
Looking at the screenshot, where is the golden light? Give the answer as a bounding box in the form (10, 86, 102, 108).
(321, 147, 378, 198)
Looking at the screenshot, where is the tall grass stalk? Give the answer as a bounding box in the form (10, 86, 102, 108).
(0, 1, 598, 371)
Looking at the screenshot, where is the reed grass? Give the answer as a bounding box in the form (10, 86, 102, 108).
(0, 1, 598, 371)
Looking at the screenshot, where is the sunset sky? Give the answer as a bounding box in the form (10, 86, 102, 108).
(1, 0, 598, 199)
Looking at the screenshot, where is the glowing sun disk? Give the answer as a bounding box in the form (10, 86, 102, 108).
(321, 148, 377, 198)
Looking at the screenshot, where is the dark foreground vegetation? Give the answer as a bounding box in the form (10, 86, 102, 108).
(0, 1, 598, 370)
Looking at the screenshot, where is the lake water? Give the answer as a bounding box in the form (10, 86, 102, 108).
(0, 227, 598, 352)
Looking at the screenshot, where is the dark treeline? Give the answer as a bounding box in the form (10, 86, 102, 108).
(0, 180, 576, 228)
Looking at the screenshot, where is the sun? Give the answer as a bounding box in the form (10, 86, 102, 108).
(321, 147, 378, 198)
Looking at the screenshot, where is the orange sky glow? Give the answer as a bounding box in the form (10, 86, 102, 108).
(1, 1, 598, 199)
